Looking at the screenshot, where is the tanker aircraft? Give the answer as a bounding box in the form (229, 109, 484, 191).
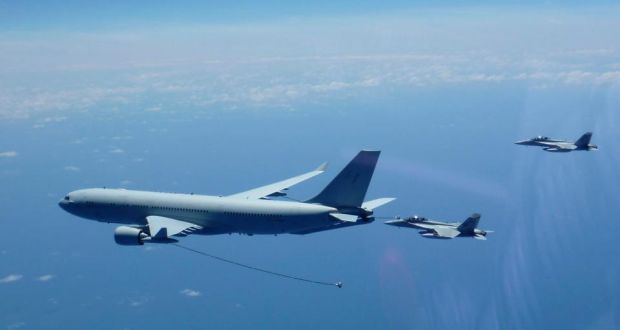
(59, 150, 395, 245)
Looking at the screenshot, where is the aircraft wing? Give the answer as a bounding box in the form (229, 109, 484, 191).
(431, 227, 460, 238)
(412, 222, 437, 230)
(548, 144, 570, 149)
(290, 221, 360, 235)
(227, 162, 327, 200)
(147, 216, 203, 239)
(540, 142, 573, 150)
(330, 213, 359, 222)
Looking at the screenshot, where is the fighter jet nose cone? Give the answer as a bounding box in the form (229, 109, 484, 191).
(384, 219, 402, 226)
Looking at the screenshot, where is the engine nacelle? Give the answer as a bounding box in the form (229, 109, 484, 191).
(114, 226, 150, 246)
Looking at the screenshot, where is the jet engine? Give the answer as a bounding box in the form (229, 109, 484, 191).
(114, 226, 150, 245)
(474, 229, 488, 236)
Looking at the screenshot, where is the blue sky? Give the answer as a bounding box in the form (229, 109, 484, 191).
(2, 1, 618, 30)
(1, 2, 620, 330)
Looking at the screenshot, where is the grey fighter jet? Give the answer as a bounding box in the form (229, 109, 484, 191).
(385, 213, 491, 240)
(515, 132, 598, 152)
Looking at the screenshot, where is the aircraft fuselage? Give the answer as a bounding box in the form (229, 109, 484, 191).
(59, 188, 339, 235)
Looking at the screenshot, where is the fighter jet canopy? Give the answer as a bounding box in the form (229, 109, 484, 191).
(407, 215, 427, 222)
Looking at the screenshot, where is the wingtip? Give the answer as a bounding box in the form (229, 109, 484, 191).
(316, 162, 328, 172)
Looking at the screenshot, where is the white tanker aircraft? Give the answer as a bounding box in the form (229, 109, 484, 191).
(59, 150, 394, 245)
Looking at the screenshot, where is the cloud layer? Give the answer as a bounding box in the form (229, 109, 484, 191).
(0, 8, 618, 120)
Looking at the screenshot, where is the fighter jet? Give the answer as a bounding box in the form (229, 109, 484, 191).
(515, 132, 598, 152)
(59, 150, 395, 245)
(384, 213, 491, 240)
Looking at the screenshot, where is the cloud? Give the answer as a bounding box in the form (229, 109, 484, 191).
(37, 274, 54, 282)
(119, 295, 149, 307)
(180, 289, 201, 297)
(41, 116, 67, 123)
(145, 106, 162, 112)
(109, 148, 124, 154)
(6, 322, 26, 330)
(63, 165, 80, 171)
(0, 151, 17, 158)
(111, 135, 133, 140)
(129, 297, 149, 307)
(0, 274, 23, 283)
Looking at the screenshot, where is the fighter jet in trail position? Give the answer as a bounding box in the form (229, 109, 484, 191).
(515, 132, 598, 152)
(385, 213, 491, 240)
(59, 150, 395, 245)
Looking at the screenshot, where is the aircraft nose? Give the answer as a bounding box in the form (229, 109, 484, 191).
(58, 196, 74, 211)
(384, 219, 404, 226)
(514, 140, 526, 145)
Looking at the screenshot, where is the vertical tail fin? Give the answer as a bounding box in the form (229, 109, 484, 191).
(307, 150, 380, 208)
(575, 132, 592, 147)
(457, 213, 481, 234)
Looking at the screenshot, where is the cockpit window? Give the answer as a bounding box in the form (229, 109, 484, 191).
(64, 195, 70, 201)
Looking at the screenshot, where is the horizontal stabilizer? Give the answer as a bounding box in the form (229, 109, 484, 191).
(362, 198, 396, 211)
(474, 234, 487, 240)
(330, 213, 359, 222)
